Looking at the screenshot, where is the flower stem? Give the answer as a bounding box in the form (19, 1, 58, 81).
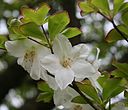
(41, 25, 54, 53)
(98, 11, 128, 43)
(69, 81, 100, 110)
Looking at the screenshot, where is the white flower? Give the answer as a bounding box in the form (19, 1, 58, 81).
(5, 39, 50, 80)
(54, 87, 94, 110)
(88, 48, 102, 91)
(41, 35, 96, 90)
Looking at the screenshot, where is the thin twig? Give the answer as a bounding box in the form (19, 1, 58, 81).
(28, 37, 46, 46)
(41, 25, 53, 53)
(111, 20, 128, 43)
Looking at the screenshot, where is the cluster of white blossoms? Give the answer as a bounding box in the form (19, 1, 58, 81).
(5, 34, 101, 90)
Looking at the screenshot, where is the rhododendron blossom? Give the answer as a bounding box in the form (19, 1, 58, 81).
(41, 35, 98, 90)
(5, 39, 50, 80)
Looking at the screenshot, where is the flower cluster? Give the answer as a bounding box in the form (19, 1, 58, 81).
(5, 35, 101, 90)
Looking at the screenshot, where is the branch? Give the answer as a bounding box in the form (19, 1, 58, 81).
(98, 11, 128, 43)
(69, 81, 101, 110)
(111, 20, 128, 43)
(41, 25, 53, 53)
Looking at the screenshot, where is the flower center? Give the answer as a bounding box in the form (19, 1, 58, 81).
(23, 47, 36, 71)
(62, 58, 72, 68)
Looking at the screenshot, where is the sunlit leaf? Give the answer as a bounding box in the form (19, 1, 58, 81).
(62, 27, 81, 38)
(21, 3, 50, 25)
(20, 22, 45, 40)
(48, 11, 70, 40)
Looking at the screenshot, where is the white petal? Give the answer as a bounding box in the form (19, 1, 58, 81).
(72, 59, 95, 78)
(55, 68, 74, 90)
(44, 74, 58, 90)
(36, 45, 51, 58)
(29, 58, 42, 80)
(54, 87, 77, 106)
(41, 54, 63, 74)
(73, 44, 90, 59)
(53, 35, 72, 60)
(89, 71, 102, 91)
(5, 40, 26, 57)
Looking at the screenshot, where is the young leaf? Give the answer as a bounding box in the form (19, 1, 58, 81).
(21, 3, 50, 25)
(76, 80, 101, 104)
(48, 11, 70, 40)
(36, 92, 53, 102)
(62, 27, 81, 38)
(20, 22, 45, 40)
(113, 62, 128, 76)
(37, 81, 53, 93)
(71, 96, 87, 104)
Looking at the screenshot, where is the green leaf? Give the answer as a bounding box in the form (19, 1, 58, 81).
(62, 27, 81, 38)
(9, 34, 26, 40)
(21, 3, 50, 25)
(118, 2, 128, 12)
(97, 73, 109, 87)
(113, 62, 128, 76)
(105, 25, 128, 43)
(79, 1, 95, 15)
(37, 81, 53, 93)
(111, 69, 128, 78)
(0, 35, 7, 49)
(48, 11, 70, 40)
(76, 80, 101, 103)
(113, 0, 124, 16)
(71, 96, 87, 104)
(102, 78, 125, 101)
(20, 22, 45, 40)
(36, 92, 53, 102)
(91, 0, 109, 14)
(122, 11, 128, 26)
